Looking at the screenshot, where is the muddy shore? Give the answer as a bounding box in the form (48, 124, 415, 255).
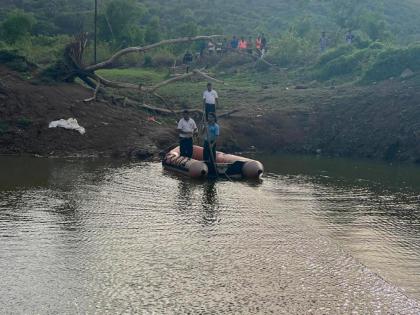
(1, 66, 420, 163)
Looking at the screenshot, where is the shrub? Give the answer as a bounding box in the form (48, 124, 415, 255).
(311, 43, 385, 81)
(151, 51, 176, 68)
(267, 33, 316, 67)
(27, 35, 72, 65)
(368, 41, 385, 50)
(0, 50, 37, 72)
(314, 55, 359, 80)
(143, 55, 153, 67)
(362, 44, 420, 82)
(1, 9, 36, 44)
(216, 53, 252, 69)
(254, 59, 271, 72)
(317, 45, 354, 66)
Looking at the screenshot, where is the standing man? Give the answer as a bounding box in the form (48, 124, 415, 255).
(208, 41, 216, 55)
(320, 31, 328, 52)
(182, 51, 193, 73)
(177, 110, 197, 158)
(256, 35, 262, 57)
(345, 30, 354, 44)
(247, 36, 254, 54)
(261, 33, 267, 57)
(238, 37, 248, 50)
(203, 113, 220, 175)
(203, 82, 219, 121)
(230, 35, 239, 50)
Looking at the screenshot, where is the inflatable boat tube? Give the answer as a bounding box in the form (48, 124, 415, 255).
(162, 145, 264, 179)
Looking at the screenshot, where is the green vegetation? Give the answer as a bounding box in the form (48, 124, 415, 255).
(1, 0, 420, 86)
(97, 68, 166, 85)
(362, 44, 420, 82)
(0, 50, 36, 72)
(0, 121, 8, 135)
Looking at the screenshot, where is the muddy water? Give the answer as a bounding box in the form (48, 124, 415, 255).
(1, 155, 420, 314)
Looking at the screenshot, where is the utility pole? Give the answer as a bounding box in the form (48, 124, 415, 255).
(94, 0, 98, 64)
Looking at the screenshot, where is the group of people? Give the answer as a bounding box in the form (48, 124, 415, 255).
(203, 34, 268, 58)
(177, 82, 220, 172)
(320, 30, 355, 52)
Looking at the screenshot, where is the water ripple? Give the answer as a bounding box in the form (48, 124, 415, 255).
(0, 159, 420, 314)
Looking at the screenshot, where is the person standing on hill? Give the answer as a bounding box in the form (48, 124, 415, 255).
(208, 41, 216, 55)
(320, 31, 328, 52)
(203, 82, 219, 121)
(183, 51, 193, 73)
(239, 37, 248, 50)
(177, 110, 197, 158)
(230, 35, 239, 50)
(216, 40, 223, 55)
(256, 36, 262, 56)
(345, 30, 354, 44)
(247, 36, 254, 54)
(261, 34, 267, 56)
(199, 40, 206, 58)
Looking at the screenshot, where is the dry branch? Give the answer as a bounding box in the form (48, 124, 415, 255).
(148, 69, 223, 92)
(83, 81, 101, 102)
(231, 49, 276, 67)
(85, 35, 223, 72)
(127, 100, 240, 119)
(90, 69, 223, 92)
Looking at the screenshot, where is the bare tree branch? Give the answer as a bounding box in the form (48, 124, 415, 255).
(231, 49, 276, 67)
(147, 69, 223, 92)
(90, 73, 144, 90)
(152, 92, 177, 115)
(123, 99, 240, 118)
(90, 69, 223, 92)
(83, 80, 101, 102)
(192, 69, 225, 84)
(85, 35, 223, 72)
(147, 72, 196, 91)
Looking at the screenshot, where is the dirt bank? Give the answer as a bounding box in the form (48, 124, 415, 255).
(1, 65, 420, 163)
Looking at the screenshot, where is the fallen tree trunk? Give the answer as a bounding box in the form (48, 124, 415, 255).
(90, 69, 223, 92)
(59, 34, 228, 113)
(231, 49, 276, 67)
(85, 35, 223, 72)
(125, 99, 240, 118)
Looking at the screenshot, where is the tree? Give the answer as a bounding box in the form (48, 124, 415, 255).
(145, 16, 161, 44)
(358, 12, 389, 41)
(324, 0, 384, 31)
(1, 9, 36, 44)
(98, 0, 145, 46)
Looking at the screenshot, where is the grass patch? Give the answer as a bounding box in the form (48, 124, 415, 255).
(97, 68, 167, 85)
(361, 44, 420, 83)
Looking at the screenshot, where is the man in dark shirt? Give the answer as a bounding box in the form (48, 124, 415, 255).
(230, 35, 239, 50)
(183, 51, 193, 73)
(261, 34, 267, 57)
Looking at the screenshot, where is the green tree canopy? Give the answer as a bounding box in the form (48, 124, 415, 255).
(1, 9, 36, 44)
(98, 0, 145, 46)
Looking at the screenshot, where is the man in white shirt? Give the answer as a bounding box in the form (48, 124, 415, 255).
(203, 83, 218, 121)
(177, 109, 198, 158)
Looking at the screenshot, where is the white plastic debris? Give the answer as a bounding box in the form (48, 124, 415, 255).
(49, 118, 86, 135)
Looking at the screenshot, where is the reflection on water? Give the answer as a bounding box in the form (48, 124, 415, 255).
(201, 182, 219, 225)
(1, 155, 420, 314)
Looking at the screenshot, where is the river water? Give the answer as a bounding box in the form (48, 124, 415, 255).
(1, 155, 420, 314)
